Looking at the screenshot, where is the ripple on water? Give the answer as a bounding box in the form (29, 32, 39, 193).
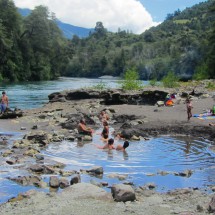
(1, 131, 215, 204)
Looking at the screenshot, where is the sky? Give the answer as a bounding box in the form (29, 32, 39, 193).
(13, 0, 207, 34)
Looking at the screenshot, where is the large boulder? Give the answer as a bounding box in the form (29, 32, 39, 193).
(111, 184, 136, 202)
(48, 92, 66, 103)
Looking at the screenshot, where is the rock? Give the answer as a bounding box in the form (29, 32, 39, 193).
(70, 174, 81, 185)
(90, 179, 102, 187)
(107, 173, 128, 181)
(86, 166, 103, 175)
(6, 159, 17, 165)
(208, 195, 215, 213)
(24, 148, 40, 157)
(0, 110, 23, 119)
(24, 131, 51, 146)
(31, 125, 38, 129)
(49, 176, 60, 188)
(30, 164, 44, 173)
(7, 175, 42, 186)
(43, 165, 55, 174)
(157, 101, 165, 107)
(67, 183, 112, 200)
(2, 150, 13, 157)
(66, 136, 75, 141)
(174, 169, 193, 177)
(60, 170, 78, 177)
(20, 127, 27, 130)
(59, 178, 70, 189)
(82, 135, 92, 141)
(35, 154, 44, 160)
(131, 135, 140, 141)
(157, 170, 169, 176)
(111, 184, 136, 202)
(146, 183, 156, 189)
(34, 181, 48, 189)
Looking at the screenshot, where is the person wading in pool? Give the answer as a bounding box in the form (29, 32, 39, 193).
(95, 138, 115, 150)
(116, 141, 129, 152)
(1, 91, 9, 114)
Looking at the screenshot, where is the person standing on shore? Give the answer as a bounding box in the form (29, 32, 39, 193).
(186, 98, 193, 121)
(1, 91, 9, 114)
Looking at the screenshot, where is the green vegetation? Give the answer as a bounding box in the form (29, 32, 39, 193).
(149, 78, 158, 87)
(119, 68, 143, 90)
(162, 71, 179, 88)
(0, 0, 214, 82)
(91, 80, 108, 91)
(206, 81, 215, 90)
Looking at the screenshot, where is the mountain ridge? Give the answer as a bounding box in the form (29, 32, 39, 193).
(18, 8, 93, 39)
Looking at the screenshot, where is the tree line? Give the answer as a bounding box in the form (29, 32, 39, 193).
(0, 0, 214, 82)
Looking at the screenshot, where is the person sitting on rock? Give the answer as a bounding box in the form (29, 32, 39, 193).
(96, 138, 115, 150)
(116, 141, 129, 152)
(78, 119, 93, 136)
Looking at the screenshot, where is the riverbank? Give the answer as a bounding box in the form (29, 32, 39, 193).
(0, 85, 215, 214)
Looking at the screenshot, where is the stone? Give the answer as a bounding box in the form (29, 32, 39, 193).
(66, 136, 75, 141)
(111, 184, 136, 202)
(24, 148, 40, 157)
(82, 135, 92, 141)
(2, 150, 13, 157)
(60, 170, 78, 177)
(86, 166, 103, 175)
(59, 178, 70, 189)
(35, 154, 44, 160)
(20, 127, 27, 130)
(49, 176, 60, 188)
(107, 173, 128, 180)
(70, 174, 81, 185)
(6, 159, 17, 165)
(131, 135, 140, 141)
(157, 101, 165, 107)
(30, 164, 44, 173)
(208, 195, 215, 213)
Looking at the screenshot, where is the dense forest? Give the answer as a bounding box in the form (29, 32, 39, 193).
(0, 0, 214, 82)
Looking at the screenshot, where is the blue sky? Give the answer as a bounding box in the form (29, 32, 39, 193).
(13, 0, 208, 34)
(140, 0, 207, 22)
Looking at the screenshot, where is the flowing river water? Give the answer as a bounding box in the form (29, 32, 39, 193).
(0, 77, 215, 204)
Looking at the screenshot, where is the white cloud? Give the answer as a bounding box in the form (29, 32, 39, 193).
(13, 0, 159, 34)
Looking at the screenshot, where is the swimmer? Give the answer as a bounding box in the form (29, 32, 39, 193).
(116, 141, 129, 152)
(96, 138, 115, 150)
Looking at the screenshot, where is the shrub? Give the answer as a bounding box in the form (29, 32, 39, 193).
(119, 68, 143, 90)
(149, 78, 157, 87)
(91, 80, 108, 91)
(162, 71, 179, 88)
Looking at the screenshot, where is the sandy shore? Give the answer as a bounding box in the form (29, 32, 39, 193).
(0, 86, 215, 214)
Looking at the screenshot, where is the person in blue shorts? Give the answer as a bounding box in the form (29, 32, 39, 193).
(1, 91, 9, 114)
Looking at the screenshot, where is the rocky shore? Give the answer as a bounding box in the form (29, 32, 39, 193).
(0, 84, 215, 215)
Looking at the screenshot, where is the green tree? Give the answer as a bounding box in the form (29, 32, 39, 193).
(120, 68, 142, 90)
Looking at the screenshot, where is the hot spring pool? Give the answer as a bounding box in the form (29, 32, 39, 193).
(0, 129, 215, 204)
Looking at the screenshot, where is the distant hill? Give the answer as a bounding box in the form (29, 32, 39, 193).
(18, 8, 93, 39)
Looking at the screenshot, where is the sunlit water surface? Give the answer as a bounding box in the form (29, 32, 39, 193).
(0, 77, 147, 110)
(0, 129, 215, 204)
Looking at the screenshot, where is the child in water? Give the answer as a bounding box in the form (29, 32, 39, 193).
(116, 141, 129, 152)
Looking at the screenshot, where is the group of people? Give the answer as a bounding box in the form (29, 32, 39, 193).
(186, 97, 215, 126)
(78, 110, 129, 152)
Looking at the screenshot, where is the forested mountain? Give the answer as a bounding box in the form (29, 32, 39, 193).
(64, 0, 215, 80)
(0, 0, 214, 82)
(18, 8, 92, 39)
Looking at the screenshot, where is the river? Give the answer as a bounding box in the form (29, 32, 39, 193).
(0, 77, 129, 110)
